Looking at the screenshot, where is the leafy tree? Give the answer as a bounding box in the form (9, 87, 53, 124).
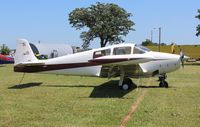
(0, 44, 10, 55)
(142, 39, 166, 46)
(196, 9, 200, 36)
(160, 43, 166, 46)
(141, 39, 157, 46)
(69, 2, 134, 48)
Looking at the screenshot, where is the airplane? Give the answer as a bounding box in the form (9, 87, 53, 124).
(14, 39, 183, 90)
(0, 54, 14, 64)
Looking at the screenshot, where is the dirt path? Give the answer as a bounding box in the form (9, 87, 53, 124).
(119, 89, 147, 127)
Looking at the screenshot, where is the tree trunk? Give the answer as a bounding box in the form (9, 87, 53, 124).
(100, 38, 106, 47)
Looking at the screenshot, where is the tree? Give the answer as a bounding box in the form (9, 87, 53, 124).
(195, 9, 200, 36)
(0, 44, 10, 55)
(68, 2, 134, 48)
(141, 39, 157, 46)
(160, 43, 166, 46)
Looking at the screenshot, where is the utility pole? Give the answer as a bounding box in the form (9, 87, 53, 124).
(158, 27, 161, 52)
(151, 28, 156, 43)
(150, 30, 153, 42)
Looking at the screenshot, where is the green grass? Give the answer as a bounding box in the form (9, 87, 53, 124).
(126, 64, 200, 127)
(0, 64, 200, 127)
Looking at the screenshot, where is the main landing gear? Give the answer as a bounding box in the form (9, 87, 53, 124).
(120, 78, 135, 90)
(118, 67, 137, 90)
(158, 74, 168, 88)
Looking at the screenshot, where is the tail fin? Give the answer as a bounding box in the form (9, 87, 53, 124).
(14, 39, 38, 65)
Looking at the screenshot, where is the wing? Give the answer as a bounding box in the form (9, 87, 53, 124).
(99, 65, 140, 78)
(88, 54, 154, 78)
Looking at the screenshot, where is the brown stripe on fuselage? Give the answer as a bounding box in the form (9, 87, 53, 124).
(88, 58, 129, 64)
(14, 58, 142, 73)
(14, 62, 98, 73)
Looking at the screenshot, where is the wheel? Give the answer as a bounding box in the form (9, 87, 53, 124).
(159, 82, 164, 87)
(124, 78, 133, 85)
(121, 78, 133, 90)
(121, 83, 129, 90)
(159, 81, 168, 88)
(164, 81, 168, 88)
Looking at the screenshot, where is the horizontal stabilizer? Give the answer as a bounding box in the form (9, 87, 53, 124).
(15, 62, 45, 67)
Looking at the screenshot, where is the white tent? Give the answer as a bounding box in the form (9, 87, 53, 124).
(30, 43, 73, 59)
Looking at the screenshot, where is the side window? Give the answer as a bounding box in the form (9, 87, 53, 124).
(93, 49, 111, 58)
(113, 47, 131, 55)
(133, 47, 145, 54)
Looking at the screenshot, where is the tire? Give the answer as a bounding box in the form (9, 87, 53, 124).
(159, 81, 168, 88)
(124, 78, 133, 85)
(121, 83, 129, 90)
(121, 78, 133, 90)
(164, 81, 168, 88)
(159, 82, 164, 87)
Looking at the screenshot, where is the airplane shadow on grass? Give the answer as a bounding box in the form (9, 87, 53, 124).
(89, 80, 135, 98)
(8, 82, 42, 89)
(8, 81, 162, 97)
(138, 85, 160, 88)
(89, 82, 166, 98)
(43, 80, 136, 98)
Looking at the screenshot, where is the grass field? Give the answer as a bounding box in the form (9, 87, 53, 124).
(0, 64, 200, 127)
(146, 45, 200, 59)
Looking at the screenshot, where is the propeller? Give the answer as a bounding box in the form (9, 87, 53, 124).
(179, 49, 190, 68)
(180, 54, 184, 68)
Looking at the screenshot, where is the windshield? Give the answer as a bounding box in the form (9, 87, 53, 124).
(133, 45, 151, 54)
(113, 46, 131, 55)
(136, 45, 151, 52)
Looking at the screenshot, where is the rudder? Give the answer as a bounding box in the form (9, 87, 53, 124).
(14, 39, 38, 65)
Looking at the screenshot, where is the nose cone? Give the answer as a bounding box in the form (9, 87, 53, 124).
(150, 51, 181, 65)
(169, 54, 181, 61)
(183, 55, 190, 61)
(149, 51, 180, 60)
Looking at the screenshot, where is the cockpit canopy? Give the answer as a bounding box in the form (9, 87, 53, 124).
(113, 47, 131, 55)
(133, 45, 151, 54)
(93, 44, 151, 58)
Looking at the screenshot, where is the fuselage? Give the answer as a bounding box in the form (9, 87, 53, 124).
(14, 42, 181, 78)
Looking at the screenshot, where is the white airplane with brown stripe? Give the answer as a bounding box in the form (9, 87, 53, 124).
(14, 39, 181, 90)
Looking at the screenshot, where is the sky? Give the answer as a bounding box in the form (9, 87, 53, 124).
(0, 0, 199, 49)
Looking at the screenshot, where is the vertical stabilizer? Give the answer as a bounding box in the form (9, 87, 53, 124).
(14, 39, 38, 65)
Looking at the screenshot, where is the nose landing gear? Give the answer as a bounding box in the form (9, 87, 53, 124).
(158, 74, 168, 88)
